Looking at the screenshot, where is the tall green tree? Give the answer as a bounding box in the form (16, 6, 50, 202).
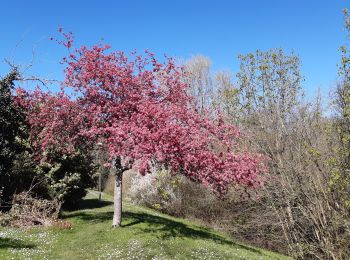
(0, 70, 21, 173)
(0, 70, 30, 207)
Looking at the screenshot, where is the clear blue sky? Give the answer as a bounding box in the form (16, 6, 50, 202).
(0, 0, 349, 99)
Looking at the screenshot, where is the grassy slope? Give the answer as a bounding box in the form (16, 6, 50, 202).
(0, 191, 290, 259)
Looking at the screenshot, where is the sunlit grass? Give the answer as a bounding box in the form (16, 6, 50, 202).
(0, 191, 290, 259)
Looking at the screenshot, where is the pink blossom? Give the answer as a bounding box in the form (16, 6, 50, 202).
(21, 31, 268, 196)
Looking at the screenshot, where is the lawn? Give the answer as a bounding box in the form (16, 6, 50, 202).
(0, 191, 290, 259)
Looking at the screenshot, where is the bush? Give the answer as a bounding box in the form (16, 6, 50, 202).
(38, 153, 96, 209)
(127, 167, 234, 222)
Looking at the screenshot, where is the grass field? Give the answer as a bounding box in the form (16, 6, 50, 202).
(0, 191, 290, 259)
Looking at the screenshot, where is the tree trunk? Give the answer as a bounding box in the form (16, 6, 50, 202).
(112, 170, 123, 227)
(112, 157, 128, 228)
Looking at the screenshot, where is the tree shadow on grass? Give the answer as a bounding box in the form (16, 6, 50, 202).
(66, 199, 113, 211)
(0, 238, 36, 249)
(64, 210, 262, 254)
(123, 211, 262, 254)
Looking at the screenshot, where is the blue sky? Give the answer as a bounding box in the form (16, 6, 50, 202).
(0, 0, 349, 99)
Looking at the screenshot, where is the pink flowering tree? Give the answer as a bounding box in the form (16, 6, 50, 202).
(24, 31, 267, 227)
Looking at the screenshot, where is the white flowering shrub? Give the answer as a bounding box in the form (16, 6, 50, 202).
(127, 166, 232, 222)
(128, 167, 184, 215)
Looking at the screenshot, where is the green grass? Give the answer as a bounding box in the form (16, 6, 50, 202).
(0, 191, 290, 259)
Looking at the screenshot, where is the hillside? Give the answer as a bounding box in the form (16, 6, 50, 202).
(0, 191, 289, 259)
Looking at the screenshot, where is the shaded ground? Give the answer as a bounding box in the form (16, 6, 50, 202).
(0, 238, 36, 250)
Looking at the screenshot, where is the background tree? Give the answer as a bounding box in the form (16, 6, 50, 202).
(184, 56, 241, 122)
(331, 8, 350, 208)
(174, 48, 350, 258)
(224, 48, 349, 259)
(214, 71, 240, 123)
(185, 55, 213, 112)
